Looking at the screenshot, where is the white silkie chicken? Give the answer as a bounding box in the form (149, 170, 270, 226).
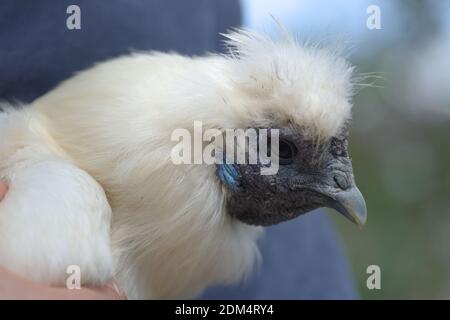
(0, 29, 366, 299)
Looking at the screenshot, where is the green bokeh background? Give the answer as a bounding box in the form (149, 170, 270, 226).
(331, 1, 450, 299)
(243, 0, 450, 299)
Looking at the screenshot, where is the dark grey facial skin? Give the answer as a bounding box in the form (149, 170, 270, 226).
(221, 127, 367, 227)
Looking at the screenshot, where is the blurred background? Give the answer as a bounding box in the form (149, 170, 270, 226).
(241, 0, 450, 299)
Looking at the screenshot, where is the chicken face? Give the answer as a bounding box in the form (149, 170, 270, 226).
(217, 125, 366, 227)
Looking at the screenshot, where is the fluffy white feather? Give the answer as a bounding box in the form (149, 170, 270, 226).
(0, 29, 355, 298)
(0, 108, 113, 286)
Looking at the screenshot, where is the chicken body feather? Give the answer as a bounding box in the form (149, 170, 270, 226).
(0, 53, 263, 299)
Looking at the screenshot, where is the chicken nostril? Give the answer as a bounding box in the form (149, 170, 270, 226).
(334, 174, 350, 190)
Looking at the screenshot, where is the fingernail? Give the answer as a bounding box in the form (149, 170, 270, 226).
(0, 183, 8, 202)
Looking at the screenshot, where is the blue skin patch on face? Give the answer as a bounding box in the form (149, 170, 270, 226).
(217, 163, 241, 192)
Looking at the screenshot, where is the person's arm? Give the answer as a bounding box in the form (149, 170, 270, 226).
(0, 182, 125, 300)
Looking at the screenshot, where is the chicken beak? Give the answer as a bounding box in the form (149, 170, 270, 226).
(331, 186, 367, 227)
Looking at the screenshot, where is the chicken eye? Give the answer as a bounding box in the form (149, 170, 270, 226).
(278, 138, 298, 164)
